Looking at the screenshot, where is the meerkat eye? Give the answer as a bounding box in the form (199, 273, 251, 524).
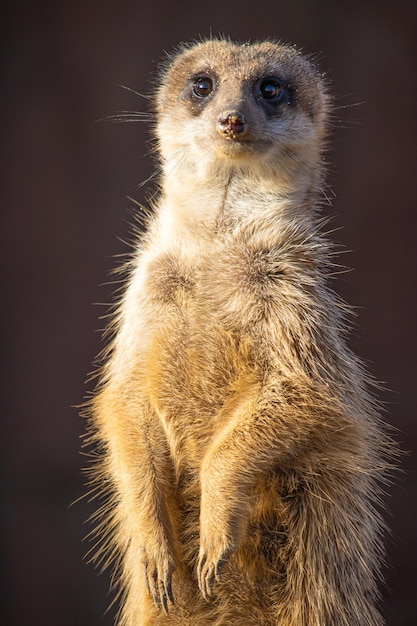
(259, 78, 284, 101)
(192, 76, 213, 98)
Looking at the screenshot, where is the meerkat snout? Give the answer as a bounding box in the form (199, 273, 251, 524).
(217, 111, 247, 138)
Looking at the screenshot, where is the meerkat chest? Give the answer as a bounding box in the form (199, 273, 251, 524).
(139, 241, 266, 409)
(143, 235, 283, 330)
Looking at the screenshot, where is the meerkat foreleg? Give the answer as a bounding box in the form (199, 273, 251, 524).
(196, 377, 349, 600)
(94, 389, 177, 611)
(197, 384, 267, 599)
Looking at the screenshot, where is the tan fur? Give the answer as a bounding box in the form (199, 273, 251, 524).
(84, 38, 393, 625)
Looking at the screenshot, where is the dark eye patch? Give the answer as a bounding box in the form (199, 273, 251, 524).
(259, 78, 283, 100)
(192, 76, 213, 98)
(257, 76, 292, 108)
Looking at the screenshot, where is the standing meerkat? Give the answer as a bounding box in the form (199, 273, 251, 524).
(85, 38, 394, 626)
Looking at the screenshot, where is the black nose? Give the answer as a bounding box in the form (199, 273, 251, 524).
(217, 111, 247, 137)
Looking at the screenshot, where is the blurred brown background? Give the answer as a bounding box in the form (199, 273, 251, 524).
(3, 0, 416, 624)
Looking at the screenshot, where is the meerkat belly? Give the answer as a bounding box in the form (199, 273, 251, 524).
(141, 248, 262, 468)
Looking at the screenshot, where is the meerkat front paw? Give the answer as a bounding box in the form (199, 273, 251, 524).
(197, 516, 237, 600)
(197, 542, 230, 600)
(197, 478, 248, 599)
(140, 543, 175, 612)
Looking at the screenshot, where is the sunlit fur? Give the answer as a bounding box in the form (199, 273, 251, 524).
(84, 38, 394, 625)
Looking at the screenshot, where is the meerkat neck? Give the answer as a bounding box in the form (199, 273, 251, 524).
(159, 156, 321, 242)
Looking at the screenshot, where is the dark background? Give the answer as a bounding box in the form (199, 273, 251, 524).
(3, 1, 416, 624)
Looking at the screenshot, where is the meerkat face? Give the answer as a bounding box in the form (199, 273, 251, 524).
(155, 39, 329, 179)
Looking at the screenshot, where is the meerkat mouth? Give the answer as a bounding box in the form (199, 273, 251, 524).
(211, 135, 273, 158)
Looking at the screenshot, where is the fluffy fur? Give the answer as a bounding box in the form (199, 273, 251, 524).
(84, 38, 393, 625)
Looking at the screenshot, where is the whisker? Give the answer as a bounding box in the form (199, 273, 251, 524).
(96, 111, 152, 124)
(117, 84, 152, 101)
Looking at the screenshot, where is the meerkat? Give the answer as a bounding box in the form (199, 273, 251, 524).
(85, 38, 394, 626)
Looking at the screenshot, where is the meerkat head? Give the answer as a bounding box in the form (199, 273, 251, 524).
(155, 38, 329, 186)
